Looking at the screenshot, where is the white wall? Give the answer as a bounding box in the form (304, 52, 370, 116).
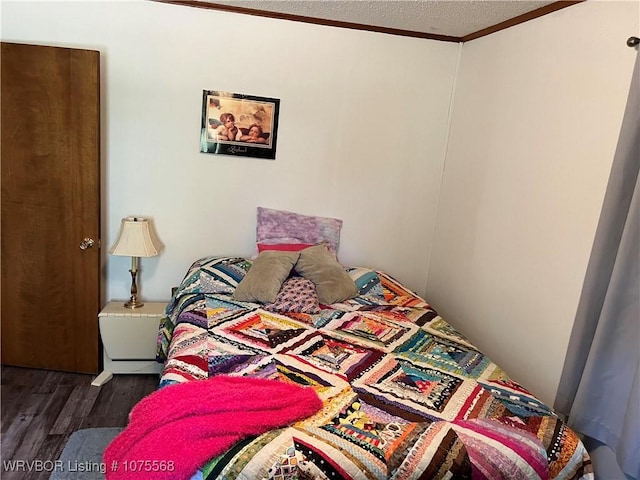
(1, 0, 459, 303)
(2, 0, 638, 405)
(427, 0, 638, 404)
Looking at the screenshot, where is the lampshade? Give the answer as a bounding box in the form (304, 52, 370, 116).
(109, 217, 162, 257)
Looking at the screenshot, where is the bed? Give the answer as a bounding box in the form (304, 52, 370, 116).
(105, 208, 593, 480)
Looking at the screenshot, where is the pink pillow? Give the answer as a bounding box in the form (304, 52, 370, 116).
(257, 243, 314, 253)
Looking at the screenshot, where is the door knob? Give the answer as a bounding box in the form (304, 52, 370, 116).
(79, 238, 96, 250)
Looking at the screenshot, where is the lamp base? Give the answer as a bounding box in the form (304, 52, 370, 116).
(125, 263, 144, 308)
(124, 298, 144, 309)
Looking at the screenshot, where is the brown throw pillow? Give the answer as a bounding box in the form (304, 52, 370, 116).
(295, 244, 358, 304)
(232, 250, 299, 303)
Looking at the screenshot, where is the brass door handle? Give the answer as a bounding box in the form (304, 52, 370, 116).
(79, 238, 96, 250)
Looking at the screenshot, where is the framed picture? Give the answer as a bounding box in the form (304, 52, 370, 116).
(200, 90, 280, 160)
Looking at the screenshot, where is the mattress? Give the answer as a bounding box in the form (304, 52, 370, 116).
(153, 255, 592, 480)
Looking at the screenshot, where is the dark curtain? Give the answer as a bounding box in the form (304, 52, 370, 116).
(555, 52, 639, 479)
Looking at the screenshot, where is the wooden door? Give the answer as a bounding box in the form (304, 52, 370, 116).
(1, 42, 100, 374)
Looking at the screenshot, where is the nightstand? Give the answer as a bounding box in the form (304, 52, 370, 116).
(91, 301, 167, 386)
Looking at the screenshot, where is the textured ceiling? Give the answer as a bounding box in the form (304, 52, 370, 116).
(200, 0, 562, 39)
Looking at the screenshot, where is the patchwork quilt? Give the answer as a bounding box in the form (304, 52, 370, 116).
(157, 256, 593, 480)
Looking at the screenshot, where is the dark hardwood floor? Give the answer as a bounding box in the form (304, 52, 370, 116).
(1, 366, 159, 480)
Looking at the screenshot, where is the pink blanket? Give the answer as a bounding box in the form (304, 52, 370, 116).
(103, 375, 322, 480)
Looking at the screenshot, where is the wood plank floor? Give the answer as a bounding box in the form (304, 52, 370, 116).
(1, 366, 158, 480)
(2, 367, 628, 480)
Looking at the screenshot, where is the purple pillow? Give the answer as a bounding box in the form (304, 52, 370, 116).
(263, 277, 321, 314)
(256, 207, 343, 254)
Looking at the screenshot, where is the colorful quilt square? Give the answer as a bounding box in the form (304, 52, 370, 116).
(482, 384, 555, 417)
(283, 309, 346, 329)
(394, 330, 491, 378)
(199, 257, 251, 294)
(215, 311, 313, 352)
(166, 323, 211, 359)
(421, 317, 475, 348)
(208, 354, 277, 377)
(205, 296, 253, 328)
(377, 272, 431, 308)
(274, 358, 353, 411)
(206, 331, 271, 355)
(287, 332, 384, 381)
(268, 444, 298, 480)
(320, 398, 418, 464)
(330, 312, 416, 350)
(352, 357, 479, 421)
(476, 363, 533, 396)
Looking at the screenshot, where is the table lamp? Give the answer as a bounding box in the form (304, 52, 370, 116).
(109, 217, 162, 308)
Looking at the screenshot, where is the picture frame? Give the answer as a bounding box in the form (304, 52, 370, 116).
(200, 90, 280, 160)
